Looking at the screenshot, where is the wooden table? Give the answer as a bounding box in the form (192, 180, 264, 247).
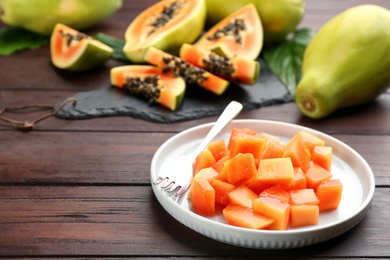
(1, 0, 390, 258)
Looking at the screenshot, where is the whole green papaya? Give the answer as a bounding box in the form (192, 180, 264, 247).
(295, 5, 390, 119)
(0, 0, 122, 35)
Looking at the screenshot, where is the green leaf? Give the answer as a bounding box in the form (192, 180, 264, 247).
(0, 26, 50, 56)
(93, 33, 129, 62)
(263, 28, 315, 97)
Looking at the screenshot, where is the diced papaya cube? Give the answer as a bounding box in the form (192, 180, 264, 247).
(261, 142, 285, 160)
(193, 150, 216, 174)
(193, 167, 219, 182)
(222, 203, 274, 230)
(292, 167, 307, 190)
(212, 152, 231, 174)
(257, 157, 295, 187)
(224, 153, 257, 186)
(316, 179, 343, 211)
(207, 139, 227, 162)
(246, 177, 271, 195)
(283, 133, 311, 172)
(228, 184, 258, 208)
(312, 146, 332, 172)
(227, 128, 257, 151)
(230, 133, 267, 161)
(210, 179, 236, 206)
(298, 130, 325, 154)
(253, 197, 290, 230)
(259, 186, 290, 204)
(305, 163, 332, 189)
(290, 205, 319, 228)
(289, 188, 319, 205)
(258, 132, 281, 144)
(191, 176, 215, 217)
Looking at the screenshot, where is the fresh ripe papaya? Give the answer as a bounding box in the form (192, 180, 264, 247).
(123, 0, 206, 63)
(0, 0, 122, 35)
(295, 5, 390, 119)
(204, 0, 305, 43)
(50, 23, 113, 71)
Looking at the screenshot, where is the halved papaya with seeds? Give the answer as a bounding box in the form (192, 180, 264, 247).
(179, 43, 260, 84)
(195, 4, 263, 60)
(50, 23, 113, 71)
(110, 65, 185, 111)
(123, 0, 206, 63)
(144, 46, 229, 95)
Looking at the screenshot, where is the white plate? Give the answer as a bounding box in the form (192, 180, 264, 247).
(150, 120, 375, 249)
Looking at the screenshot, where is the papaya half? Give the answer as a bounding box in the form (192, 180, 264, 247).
(50, 23, 113, 71)
(0, 0, 122, 35)
(195, 3, 263, 60)
(111, 65, 186, 111)
(295, 5, 390, 119)
(204, 0, 305, 44)
(123, 0, 206, 63)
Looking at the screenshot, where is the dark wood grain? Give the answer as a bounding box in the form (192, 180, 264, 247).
(1, 0, 390, 258)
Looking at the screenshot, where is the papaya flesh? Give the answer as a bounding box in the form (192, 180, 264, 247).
(195, 3, 263, 60)
(110, 65, 186, 111)
(144, 46, 229, 95)
(179, 43, 260, 85)
(50, 23, 113, 71)
(205, 0, 305, 44)
(123, 0, 206, 63)
(0, 0, 122, 35)
(295, 5, 390, 119)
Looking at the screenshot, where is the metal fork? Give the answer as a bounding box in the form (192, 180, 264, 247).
(153, 101, 243, 198)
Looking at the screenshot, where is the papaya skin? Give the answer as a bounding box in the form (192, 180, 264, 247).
(205, 0, 305, 43)
(123, 0, 207, 64)
(295, 5, 390, 119)
(0, 0, 122, 35)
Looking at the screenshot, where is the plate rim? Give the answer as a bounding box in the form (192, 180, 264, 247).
(150, 119, 375, 249)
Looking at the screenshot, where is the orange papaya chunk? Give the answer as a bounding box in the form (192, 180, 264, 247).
(207, 139, 227, 162)
(298, 131, 325, 154)
(258, 132, 281, 144)
(227, 128, 257, 152)
(316, 179, 343, 211)
(193, 150, 216, 174)
(210, 179, 236, 206)
(246, 177, 271, 195)
(222, 203, 274, 230)
(224, 153, 257, 186)
(257, 157, 295, 187)
(259, 186, 290, 204)
(289, 189, 319, 206)
(193, 167, 219, 182)
(228, 184, 258, 208)
(312, 146, 332, 172)
(191, 176, 215, 217)
(292, 167, 307, 190)
(261, 142, 285, 160)
(283, 133, 311, 172)
(290, 205, 319, 228)
(230, 133, 266, 161)
(305, 163, 332, 189)
(253, 197, 290, 230)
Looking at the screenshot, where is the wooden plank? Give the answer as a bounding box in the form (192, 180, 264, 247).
(0, 132, 388, 186)
(1, 90, 390, 134)
(0, 185, 388, 257)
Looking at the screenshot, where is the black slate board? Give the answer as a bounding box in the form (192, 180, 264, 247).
(55, 58, 293, 123)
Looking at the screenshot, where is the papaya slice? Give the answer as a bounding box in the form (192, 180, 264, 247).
(110, 65, 185, 111)
(144, 46, 229, 95)
(179, 43, 260, 84)
(50, 23, 113, 71)
(123, 0, 206, 63)
(195, 4, 263, 60)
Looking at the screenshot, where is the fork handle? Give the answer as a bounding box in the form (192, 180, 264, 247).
(192, 101, 243, 159)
